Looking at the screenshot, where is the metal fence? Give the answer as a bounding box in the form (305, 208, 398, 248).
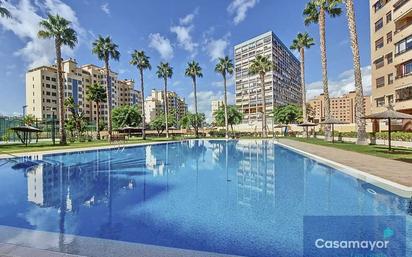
(0, 116, 97, 142)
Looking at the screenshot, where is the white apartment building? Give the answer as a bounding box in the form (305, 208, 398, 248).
(144, 89, 188, 124)
(234, 31, 302, 124)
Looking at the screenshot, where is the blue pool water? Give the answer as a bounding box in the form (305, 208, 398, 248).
(0, 140, 410, 257)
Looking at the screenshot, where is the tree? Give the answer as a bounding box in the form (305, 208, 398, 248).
(38, 14, 77, 145)
(130, 50, 151, 140)
(273, 104, 303, 125)
(180, 113, 206, 133)
(156, 62, 173, 138)
(290, 32, 315, 123)
(215, 56, 234, 139)
(23, 114, 36, 126)
(344, 0, 367, 145)
(64, 96, 87, 138)
(150, 113, 176, 136)
(86, 83, 107, 140)
(304, 0, 342, 141)
(0, 1, 10, 18)
(92, 35, 120, 140)
(249, 55, 273, 137)
(185, 61, 203, 138)
(112, 105, 142, 129)
(214, 105, 243, 134)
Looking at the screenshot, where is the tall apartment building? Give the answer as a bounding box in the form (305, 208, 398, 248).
(144, 89, 188, 124)
(211, 100, 224, 123)
(26, 58, 142, 122)
(370, 0, 412, 115)
(234, 31, 302, 124)
(307, 91, 372, 123)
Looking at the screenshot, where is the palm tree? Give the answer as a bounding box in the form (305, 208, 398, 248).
(156, 62, 173, 138)
(304, 0, 342, 141)
(215, 56, 234, 138)
(249, 55, 272, 138)
(92, 36, 120, 140)
(344, 0, 367, 145)
(130, 50, 151, 140)
(0, 1, 10, 18)
(38, 14, 77, 145)
(290, 32, 315, 123)
(86, 83, 107, 140)
(185, 61, 203, 138)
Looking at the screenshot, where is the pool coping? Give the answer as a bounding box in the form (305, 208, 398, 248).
(275, 141, 412, 198)
(0, 140, 184, 159)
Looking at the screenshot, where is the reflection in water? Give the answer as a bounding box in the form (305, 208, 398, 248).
(0, 140, 410, 257)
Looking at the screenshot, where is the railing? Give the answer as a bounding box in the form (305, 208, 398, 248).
(395, 19, 412, 34)
(394, 0, 409, 11)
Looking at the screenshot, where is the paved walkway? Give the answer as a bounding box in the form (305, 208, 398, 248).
(278, 139, 412, 188)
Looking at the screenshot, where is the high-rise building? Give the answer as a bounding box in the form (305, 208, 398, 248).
(370, 0, 412, 115)
(25, 58, 142, 122)
(144, 89, 188, 124)
(211, 100, 224, 123)
(308, 91, 372, 123)
(234, 31, 302, 124)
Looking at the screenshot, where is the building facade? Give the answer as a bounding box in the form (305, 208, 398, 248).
(144, 89, 188, 124)
(26, 58, 142, 123)
(234, 31, 302, 124)
(308, 91, 372, 123)
(211, 100, 224, 123)
(370, 0, 412, 115)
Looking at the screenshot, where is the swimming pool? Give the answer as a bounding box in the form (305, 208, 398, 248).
(0, 140, 410, 256)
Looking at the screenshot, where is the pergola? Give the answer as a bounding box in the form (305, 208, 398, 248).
(273, 124, 288, 137)
(320, 118, 349, 143)
(363, 106, 412, 151)
(10, 125, 42, 146)
(297, 122, 318, 139)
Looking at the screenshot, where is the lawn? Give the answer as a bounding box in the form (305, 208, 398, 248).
(285, 137, 412, 163)
(0, 137, 182, 155)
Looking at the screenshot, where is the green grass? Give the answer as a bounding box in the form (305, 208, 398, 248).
(0, 137, 185, 155)
(284, 137, 412, 163)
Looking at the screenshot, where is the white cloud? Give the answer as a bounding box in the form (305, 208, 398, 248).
(101, 2, 110, 15)
(0, 0, 85, 68)
(307, 65, 372, 100)
(171, 9, 199, 57)
(205, 37, 230, 62)
(227, 0, 259, 25)
(148, 33, 174, 60)
(188, 90, 235, 123)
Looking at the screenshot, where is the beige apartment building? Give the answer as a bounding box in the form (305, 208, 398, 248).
(211, 100, 224, 123)
(26, 58, 142, 123)
(308, 91, 371, 123)
(144, 89, 187, 124)
(234, 31, 302, 124)
(370, 0, 412, 116)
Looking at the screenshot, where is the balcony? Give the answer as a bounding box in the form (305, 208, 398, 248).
(394, 18, 412, 42)
(394, 0, 412, 21)
(394, 47, 412, 65)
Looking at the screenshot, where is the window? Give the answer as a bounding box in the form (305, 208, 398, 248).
(386, 11, 392, 23)
(374, 56, 384, 69)
(375, 18, 383, 32)
(374, 0, 383, 12)
(386, 52, 393, 64)
(387, 95, 394, 104)
(395, 35, 412, 55)
(396, 86, 412, 102)
(387, 32, 392, 44)
(376, 76, 385, 88)
(388, 73, 394, 84)
(375, 97, 385, 107)
(375, 37, 384, 50)
(405, 61, 412, 75)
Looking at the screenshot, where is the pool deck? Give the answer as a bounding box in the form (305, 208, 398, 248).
(278, 139, 412, 197)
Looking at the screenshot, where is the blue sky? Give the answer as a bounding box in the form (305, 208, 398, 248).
(0, 0, 371, 120)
